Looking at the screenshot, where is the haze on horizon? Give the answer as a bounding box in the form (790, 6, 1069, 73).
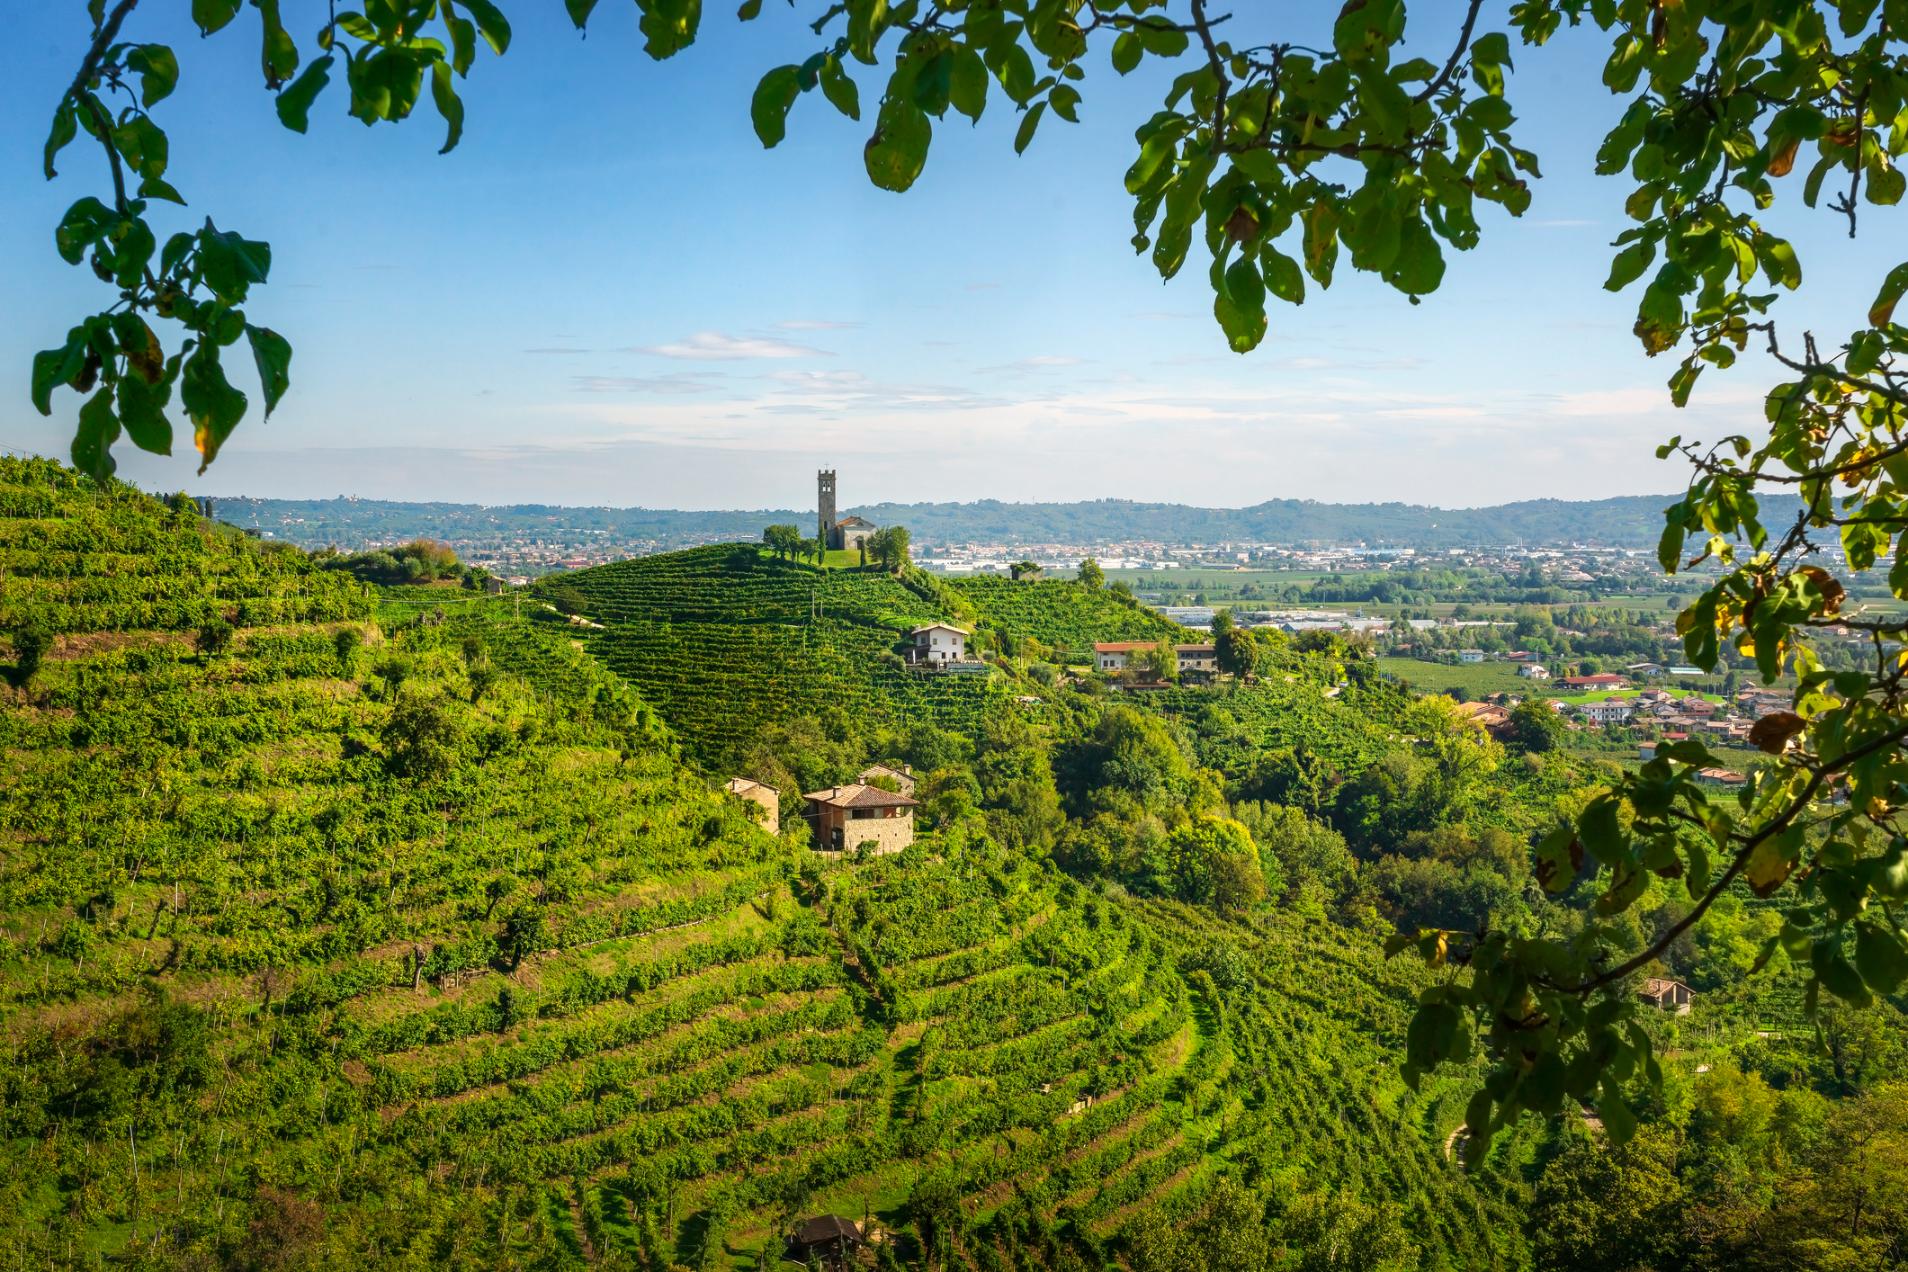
(0, 7, 1884, 510)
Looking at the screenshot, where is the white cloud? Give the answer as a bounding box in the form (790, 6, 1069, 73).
(632, 331, 828, 360)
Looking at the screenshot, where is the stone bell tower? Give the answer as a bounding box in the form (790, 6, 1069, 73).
(817, 469, 837, 548)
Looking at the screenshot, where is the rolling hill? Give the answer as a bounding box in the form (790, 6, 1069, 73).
(0, 461, 1520, 1269)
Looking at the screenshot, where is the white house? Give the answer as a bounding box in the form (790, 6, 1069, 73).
(1580, 699, 1635, 725)
(1517, 663, 1550, 680)
(1456, 649, 1486, 664)
(909, 623, 969, 665)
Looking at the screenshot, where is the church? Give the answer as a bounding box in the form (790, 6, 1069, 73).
(816, 469, 878, 551)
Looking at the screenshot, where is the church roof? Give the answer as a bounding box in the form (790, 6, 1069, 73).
(835, 515, 876, 528)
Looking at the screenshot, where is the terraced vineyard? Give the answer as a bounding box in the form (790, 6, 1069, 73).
(1141, 677, 1398, 775)
(948, 576, 1181, 654)
(0, 457, 368, 634)
(538, 547, 1012, 769)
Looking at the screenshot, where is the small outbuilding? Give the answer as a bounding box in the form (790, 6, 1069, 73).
(723, 777, 780, 834)
(858, 762, 916, 796)
(787, 1215, 864, 1270)
(1640, 976, 1695, 1015)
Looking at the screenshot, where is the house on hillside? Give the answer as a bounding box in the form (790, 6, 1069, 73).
(803, 783, 918, 855)
(1176, 644, 1218, 678)
(1517, 663, 1550, 680)
(1558, 673, 1627, 691)
(1694, 767, 1746, 788)
(1640, 977, 1695, 1015)
(1457, 649, 1486, 664)
(1456, 702, 1512, 734)
(723, 777, 780, 834)
(1579, 699, 1635, 725)
(1094, 641, 1217, 677)
(858, 763, 916, 796)
(787, 1216, 865, 1270)
(1626, 662, 1664, 678)
(908, 623, 969, 665)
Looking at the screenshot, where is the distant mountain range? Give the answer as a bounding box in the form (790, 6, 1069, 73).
(208, 492, 1804, 551)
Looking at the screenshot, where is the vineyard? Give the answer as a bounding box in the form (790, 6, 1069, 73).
(0, 467, 1519, 1267)
(0, 456, 369, 634)
(534, 547, 1011, 769)
(947, 576, 1182, 653)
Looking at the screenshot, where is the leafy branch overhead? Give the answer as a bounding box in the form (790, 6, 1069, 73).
(30, 0, 1908, 1157)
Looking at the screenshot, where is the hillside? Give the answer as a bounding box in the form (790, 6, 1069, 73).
(0, 463, 1519, 1268)
(536, 547, 1013, 771)
(210, 491, 1811, 552)
(946, 575, 1181, 653)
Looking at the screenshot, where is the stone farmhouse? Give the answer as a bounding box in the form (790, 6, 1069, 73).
(1640, 976, 1695, 1014)
(816, 469, 878, 551)
(802, 782, 919, 855)
(858, 763, 916, 795)
(723, 776, 780, 833)
(1094, 641, 1218, 677)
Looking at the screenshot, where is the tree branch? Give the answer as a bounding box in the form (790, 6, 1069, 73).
(66, 0, 142, 106)
(1414, 0, 1486, 105)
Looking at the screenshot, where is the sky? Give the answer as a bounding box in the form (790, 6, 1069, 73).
(0, 6, 1887, 511)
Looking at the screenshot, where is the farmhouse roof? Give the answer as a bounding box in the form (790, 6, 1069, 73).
(724, 777, 772, 796)
(803, 783, 919, 810)
(792, 1215, 864, 1245)
(910, 622, 969, 636)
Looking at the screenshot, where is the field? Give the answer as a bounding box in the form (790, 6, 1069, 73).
(1377, 656, 1725, 704)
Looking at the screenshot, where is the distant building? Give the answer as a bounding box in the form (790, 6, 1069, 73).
(1640, 977, 1695, 1015)
(1094, 641, 1217, 676)
(1638, 741, 1658, 762)
(1668, 665, 1705, 677)
(1517, 663, 1550, 680)
(858, 763, 916, 796)
(909, 623, 969, 665)
(1695, 767, 1746, 787)
(787, 1216, 865, 1270)
(1626, 662, 1664, 677)
(1456, 649, 1486, 664)
(1456, 701, 1512, 732)
(803, 783, 919, 855)
(816, 469, 878, 550)
(1579, 699, 1635, 725)
(724, 777, 780, 834)
(832, 515, 878, 552)
(483, 576, 506, 595)
(1558, 673, 1627, 691)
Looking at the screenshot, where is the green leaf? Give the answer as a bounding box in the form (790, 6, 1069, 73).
(462, 0, 513, 53)
(1578, 795, 1625, 866)
(865, 98, 932, 191)
(31, 337, 86, 416)
(126, 45, 180, 107)
(1855, 922, 1908, 994)
(117, 370, 174, 456)
(71, 388, 122, 480)
(192, 0, 242, 36)
(430, 60, 464, 153)
(1111, 32, 1142, 75)
(1013, 101, 1046, 156)
(949, 47, 987, 123)
(1386, 217, 1445, 295)
(43, 98, 78, 180)
(254, 0, 299, 86)
(820, 58, 860, 120)
(1605, 241, 1655, 291)
(565, 0, 600, 27)
(1598, 1082, 1636, 1145)
(197, 220, 271, 300)
(1870, 261, 1908, 327)
(751, 66, 802, 148)
(1263, 248, 1304, 305)
(1812, 938, 1872, 1006)
(246, 325, 292, 418)
(275, 56, 334, 134)
(181, 345, 248, 473)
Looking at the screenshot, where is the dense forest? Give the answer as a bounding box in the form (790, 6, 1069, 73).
(2, 460, 1903, 1270)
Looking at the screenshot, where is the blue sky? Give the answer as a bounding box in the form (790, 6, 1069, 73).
(0, 6, 1885, 510)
